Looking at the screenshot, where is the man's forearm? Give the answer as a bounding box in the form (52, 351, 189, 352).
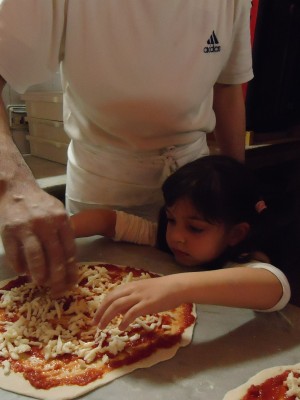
(213, 83, 246, 162)
(0, 78, 38, 194)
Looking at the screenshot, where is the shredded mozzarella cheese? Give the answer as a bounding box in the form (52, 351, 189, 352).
(285, 371, 300, 399)
(0, 264, 171, 375)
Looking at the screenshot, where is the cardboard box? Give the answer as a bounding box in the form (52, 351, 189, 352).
(21, 91, 68, 164)
(28, 117, 70, 144)
(26, 136, 68, 165)
(21, 91, 63, 121)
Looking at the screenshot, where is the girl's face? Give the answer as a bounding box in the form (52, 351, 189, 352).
(165, 197, 234, 267)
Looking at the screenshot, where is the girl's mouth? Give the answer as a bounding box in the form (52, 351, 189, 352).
(172, 248, 189, 258)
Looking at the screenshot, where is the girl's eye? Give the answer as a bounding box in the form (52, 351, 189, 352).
(166, 217, 175, 225)
(188, 226, 204, 233)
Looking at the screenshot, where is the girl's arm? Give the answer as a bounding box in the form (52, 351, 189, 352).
(94, 266, 284, 330)
(70, 209, 117, 238)
(71, 209, 158, 246)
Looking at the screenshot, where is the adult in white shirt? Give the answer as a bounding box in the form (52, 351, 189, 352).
(0, 0, 253, 294)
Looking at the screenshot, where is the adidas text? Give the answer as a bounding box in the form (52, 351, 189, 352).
(203, 45, 221, 53)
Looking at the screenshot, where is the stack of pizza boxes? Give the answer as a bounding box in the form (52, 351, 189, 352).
(21, 91, 70, 165)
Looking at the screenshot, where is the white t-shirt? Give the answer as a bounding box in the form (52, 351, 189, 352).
(0, 0, 253, 213)
(114, 211, 291, 312)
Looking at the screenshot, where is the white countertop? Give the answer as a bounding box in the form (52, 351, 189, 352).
(36, 174, 66, 191)
(1, 237, 300, 400)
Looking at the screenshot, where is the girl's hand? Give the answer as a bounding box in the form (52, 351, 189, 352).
(94, 275, 183, 330)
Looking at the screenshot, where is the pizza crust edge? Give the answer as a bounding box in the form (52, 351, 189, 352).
(223, 363, 300, 400)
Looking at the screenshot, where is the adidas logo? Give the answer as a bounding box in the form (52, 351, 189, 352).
(203, 31, 221, 53)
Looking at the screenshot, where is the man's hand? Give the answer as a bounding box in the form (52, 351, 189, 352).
(0, 183, 77, 296)
(0, 75, 77, 296)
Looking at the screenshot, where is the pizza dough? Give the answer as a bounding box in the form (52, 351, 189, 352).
(0, 262, 196, 400)
(223, 363, 300, 400)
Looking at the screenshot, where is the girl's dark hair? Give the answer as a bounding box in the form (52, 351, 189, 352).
(156, 155, 300, 293)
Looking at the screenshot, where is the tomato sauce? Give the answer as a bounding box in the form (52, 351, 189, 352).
(6, 304, 194, 390)
(2, 275, 29, 290)
(0, 264, 196, 391)
(242, 370, 297, 400)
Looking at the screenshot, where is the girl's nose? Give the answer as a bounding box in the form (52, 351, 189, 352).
(170, 229, 186, 244)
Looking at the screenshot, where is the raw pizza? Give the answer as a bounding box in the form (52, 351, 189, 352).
(0, 262, 196, 400)
(223, 363, 300, 400)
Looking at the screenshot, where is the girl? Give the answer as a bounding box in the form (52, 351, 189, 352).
(71, 155, 294, 330)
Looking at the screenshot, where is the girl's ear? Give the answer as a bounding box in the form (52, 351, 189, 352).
(227, 222, 250, 246)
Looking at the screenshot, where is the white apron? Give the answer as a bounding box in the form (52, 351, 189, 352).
(65, 134, 209, 220)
